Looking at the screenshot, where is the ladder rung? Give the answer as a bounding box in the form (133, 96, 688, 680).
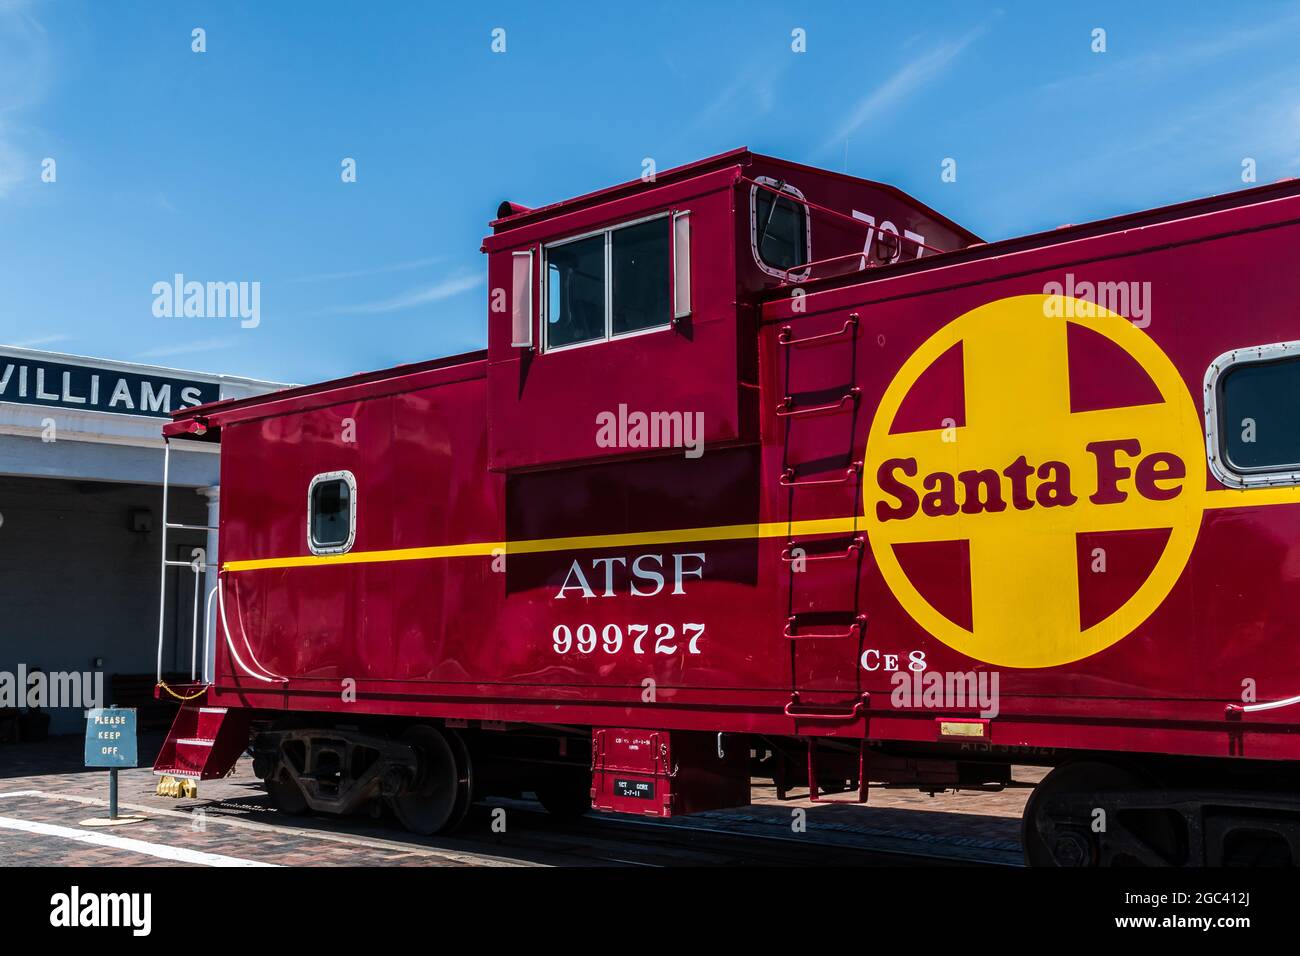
(781, 536, 863, 563)
(781, 462, 862, 488)
(779, 312, 858, 347)
(776, 387, 860, 418)
(784, 613, 866, 640)
(785, 692, 870, 720)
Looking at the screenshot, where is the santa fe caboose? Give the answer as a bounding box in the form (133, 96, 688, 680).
(153, 148, 1300, 866)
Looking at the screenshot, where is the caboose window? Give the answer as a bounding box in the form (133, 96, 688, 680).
(545, 233, 606, 349)
(750, 176, 811, 279)
(308, 471, 357, 554)
(611, 218, 671, 336)
(1206, 343, 1300, 487)
(542, 213, 676, 351)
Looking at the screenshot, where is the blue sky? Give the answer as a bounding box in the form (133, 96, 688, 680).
(2, 0, 1298, 384)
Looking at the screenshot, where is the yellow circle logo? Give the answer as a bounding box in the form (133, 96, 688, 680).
(864, 294, 1206, 668)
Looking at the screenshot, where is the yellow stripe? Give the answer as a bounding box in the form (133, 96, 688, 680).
(222, 515, 863, 572)
(1205, 486, 1300, 509)
(222, 486, 1300, 573)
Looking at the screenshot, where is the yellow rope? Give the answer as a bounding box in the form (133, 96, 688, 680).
(157, 681, 210, 702)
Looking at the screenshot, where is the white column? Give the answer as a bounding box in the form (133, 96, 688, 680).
(197, 485, 220, 683)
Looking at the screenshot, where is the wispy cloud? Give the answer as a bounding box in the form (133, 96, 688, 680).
(138, 337, 239, 359)
(1042, 18, 1300, 94)
(9, 332, 70, 349)
(288, 255, 447, 284)
(322, 272, 483, 316)
(818, 25, 986, 156)
(681, 57, 793, 140)
(1054, 57, 1300, 176)
(0, 0, 52, 200)
(976, 60, 1300, 240)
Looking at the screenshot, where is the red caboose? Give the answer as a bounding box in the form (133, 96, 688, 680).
(155, 148, 1300, 865)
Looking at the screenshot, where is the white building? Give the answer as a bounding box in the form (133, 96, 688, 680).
(0, 346, 288, 734)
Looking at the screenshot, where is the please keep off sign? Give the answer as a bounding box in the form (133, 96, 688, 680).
(85, 708, 138, 768)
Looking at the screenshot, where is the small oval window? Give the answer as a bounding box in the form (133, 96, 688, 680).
(308, 471, 356, 554)
(1207, 343, 1300, 487)
(1220, 357, 1300, 473)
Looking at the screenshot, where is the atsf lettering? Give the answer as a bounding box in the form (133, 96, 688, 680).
(556, 552, 705, 599)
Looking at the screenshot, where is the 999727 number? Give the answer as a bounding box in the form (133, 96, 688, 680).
(551, 623, 704, 656)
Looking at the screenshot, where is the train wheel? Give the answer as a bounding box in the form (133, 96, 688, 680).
(266, 774, 309, 815)
(1023, 761, 1179, 866)
(389, 725, 460, 835)
(444, 729, 475, 832)
(535, 768, 592, 821)
(260, 720, 310, 815)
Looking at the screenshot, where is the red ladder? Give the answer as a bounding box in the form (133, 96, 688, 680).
(774, 310, 870, 803)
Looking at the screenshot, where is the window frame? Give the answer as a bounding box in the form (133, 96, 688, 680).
(307, 470, 358, 555)
(1204, 340, 1300, 488)
(749, 175, 812, 281)
(541, 211, 677, 354)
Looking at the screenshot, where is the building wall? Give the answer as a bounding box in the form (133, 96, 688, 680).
(0, 346, 289, 737)
(0, 434, 219, 488)
(0, 475, 208, 734)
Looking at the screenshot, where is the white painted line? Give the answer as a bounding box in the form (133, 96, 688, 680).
(0, 815, 279, 867)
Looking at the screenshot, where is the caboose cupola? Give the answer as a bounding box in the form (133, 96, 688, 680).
(481, 148, 976, 472)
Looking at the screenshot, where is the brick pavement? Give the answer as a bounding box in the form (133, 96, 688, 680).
(0, 733, 1037, 866)
(0, 735, 533, 867)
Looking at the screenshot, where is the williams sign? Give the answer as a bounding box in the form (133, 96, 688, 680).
(0, 354, 218, 418)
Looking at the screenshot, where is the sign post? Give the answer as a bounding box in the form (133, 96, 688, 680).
(81, 707, 147, 827)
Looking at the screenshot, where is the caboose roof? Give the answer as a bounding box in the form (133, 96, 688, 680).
(163, 348, 487, 439)
(484, 146, 980, 246)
